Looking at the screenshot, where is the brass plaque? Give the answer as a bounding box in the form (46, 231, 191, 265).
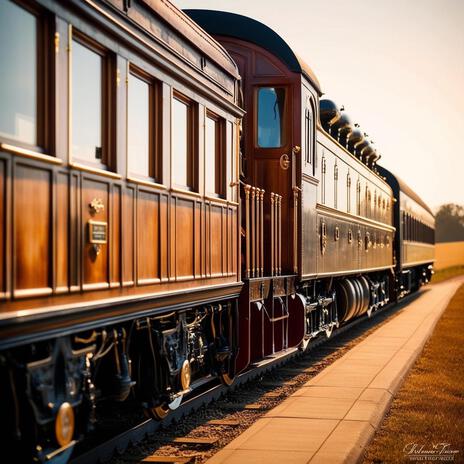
(88, 220, 107, 244)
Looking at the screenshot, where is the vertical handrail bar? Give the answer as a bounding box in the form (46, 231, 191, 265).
(278, 194, 282, 275)
(260, 189, 264, 277)
(244, 184, 251, 279)
(270, 192, 275, 276)
(251, 187, 256, 278)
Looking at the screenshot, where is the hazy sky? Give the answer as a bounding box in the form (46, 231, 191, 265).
(175, 0, 464, 210)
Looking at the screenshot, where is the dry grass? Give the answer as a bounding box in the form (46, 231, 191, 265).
(432, 265, 464, 284)
(435, 241, 464, 270)
(363, 284, 464, 464)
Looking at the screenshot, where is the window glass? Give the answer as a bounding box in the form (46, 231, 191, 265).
(72, 40, 102, 164)
(128, 73, 150, 177)
(172, 97, 189, 187)
(0, 0, 37, 145)
(205, 115, 217, 194)
(257, 87, 285, 148)
(305, 107, 313, 165)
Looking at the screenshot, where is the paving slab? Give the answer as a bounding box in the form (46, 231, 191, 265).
(206, 278, 463, 464)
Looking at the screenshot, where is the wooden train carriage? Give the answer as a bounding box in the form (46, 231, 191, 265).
(0, 0, 242, 344)
(378, 166, 435, 294)
(186, 10, 395, 368)
(0, 0, 243, 461)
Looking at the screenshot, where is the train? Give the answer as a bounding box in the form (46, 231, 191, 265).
(0, 1, 434, 462)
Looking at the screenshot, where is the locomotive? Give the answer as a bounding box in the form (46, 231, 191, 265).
(0, 1, 434, 462)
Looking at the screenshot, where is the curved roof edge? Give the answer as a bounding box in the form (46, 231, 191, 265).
(184, 9, 322, 94)
(377, 166, 434, 216)
(139, 1, 240, 79)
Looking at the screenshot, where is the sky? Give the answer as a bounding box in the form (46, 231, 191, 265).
(175, 0, 464, 210)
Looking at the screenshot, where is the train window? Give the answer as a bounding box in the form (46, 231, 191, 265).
(0, 1, 38, 146)
(127, 70, 160, 180)
(72, 37, 108, 167)
(257, 87, 285, 148)
(304, 105, 314, 171)
(347, 172, 352, 213)
(172, 92, 196, 190)
(205, 111, 225, 197)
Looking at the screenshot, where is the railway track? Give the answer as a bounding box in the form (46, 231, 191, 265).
(71, 291, 422, 464)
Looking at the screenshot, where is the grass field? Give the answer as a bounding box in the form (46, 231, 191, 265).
(363, 284, 464, 464)
(435, 241, 464, 270)
(432, 265, 464, 284)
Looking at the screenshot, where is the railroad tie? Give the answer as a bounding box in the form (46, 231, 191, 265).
(263, 391, 281, 398)
(173, 437, 218, 448)
(219, 402, 267, 411)
(260, 380, 298, 387)
(141, 456, 197, 463)
(206, 419, 240, 426)
(244, 403, 264, 410)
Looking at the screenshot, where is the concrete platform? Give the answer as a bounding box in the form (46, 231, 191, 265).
(206, 278, 464, 464)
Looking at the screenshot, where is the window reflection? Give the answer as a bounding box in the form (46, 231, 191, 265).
(72, 40, 103, 164)
(0, 0, 37, 146)
(257, 87, 285, 148)
(128, 74, 150, 177)
(172, 97, 189, 188)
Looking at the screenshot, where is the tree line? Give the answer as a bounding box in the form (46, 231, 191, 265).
(435, 204, 464, 243)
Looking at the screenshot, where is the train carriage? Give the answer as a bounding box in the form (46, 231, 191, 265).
(378, 166, 435, 294)
(0, 0, 243, 461)
(187, 9, 397, 367)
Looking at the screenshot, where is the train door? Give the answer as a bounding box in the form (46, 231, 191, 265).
(252, 82, 296, 276)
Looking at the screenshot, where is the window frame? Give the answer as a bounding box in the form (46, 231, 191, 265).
(127, 64, 162, 182)
(205, 109, 226, 198)
(171, 90, 197, 191)
(255, 86, 287, 149)
(0, 0, 53, 153)
(304, 98, 316, 175)
(71, 29, 115, 171)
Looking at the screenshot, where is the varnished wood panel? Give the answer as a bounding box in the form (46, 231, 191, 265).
(194, 201, 201, 277)
(210, 204, 223, 276)
(122, 186, 135, 285)
(159, 194, 168, 281)
(111, 184, 121, 286)
(69, 174, 79, 290)
(175, 198, 194, 278)
(82, 178, 109, 289)
(137, 189, 160, 284)
(232, 208, 238, 275)
(56, 173, 69, 291)
(205, 201, 210, 277)
(227, 207, 232, 275)
(14, 164, 52, 295)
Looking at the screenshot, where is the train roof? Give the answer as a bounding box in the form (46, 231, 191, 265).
(135, 1, 240, 79)
(184, 9, 322, 94)
(377, 166, 433, 216)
